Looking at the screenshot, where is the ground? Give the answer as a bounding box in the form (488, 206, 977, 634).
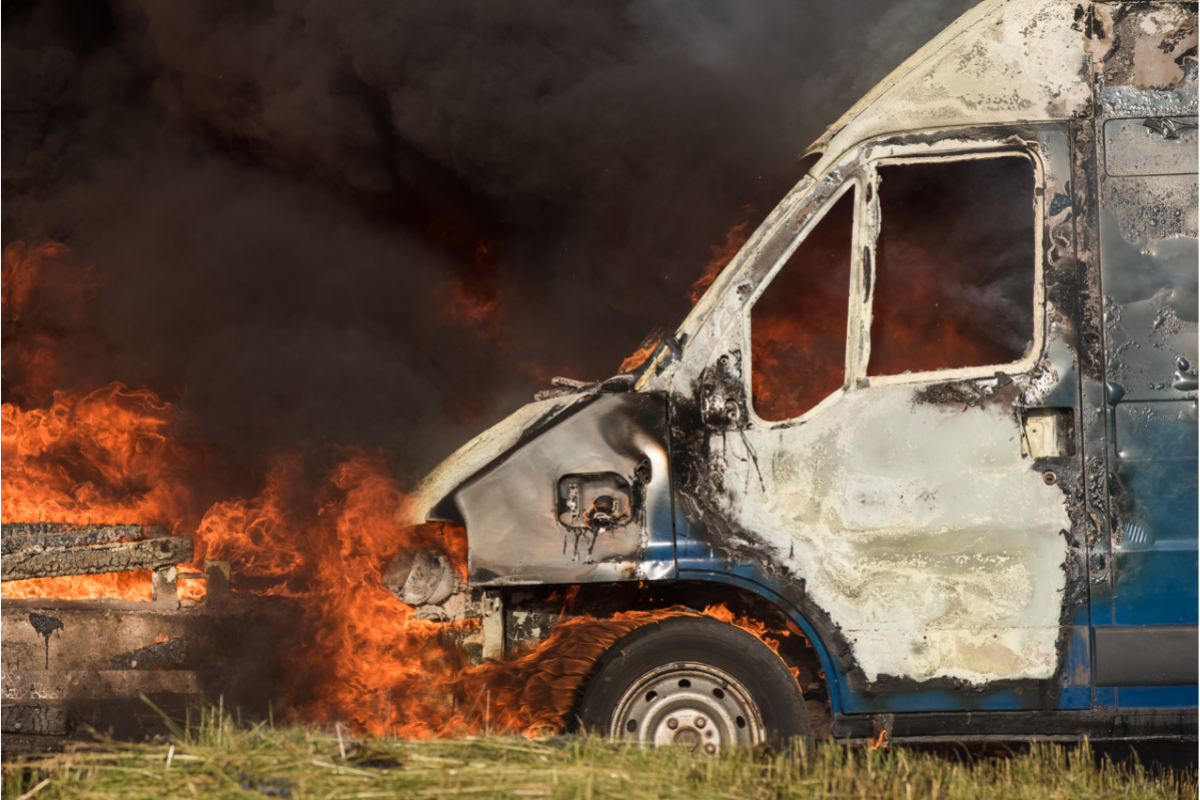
(2, 708, 1195, 800)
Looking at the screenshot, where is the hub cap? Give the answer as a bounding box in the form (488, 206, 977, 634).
(608, 662, 766, 755)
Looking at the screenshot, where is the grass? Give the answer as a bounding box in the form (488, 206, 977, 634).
(2, 705, 1194, 800)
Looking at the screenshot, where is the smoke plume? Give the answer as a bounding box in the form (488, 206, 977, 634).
(4, 0, 976, 485)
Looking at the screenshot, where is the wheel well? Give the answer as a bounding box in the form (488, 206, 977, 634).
(497, 580, 834, 738)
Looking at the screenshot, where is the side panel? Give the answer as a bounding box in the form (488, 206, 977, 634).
(1089, 2, 1199, 704)
(454, 392, 676, 586)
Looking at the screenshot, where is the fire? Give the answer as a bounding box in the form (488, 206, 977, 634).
(615, 214, 753, 375)
(1, 571, 154, 602)
(441, 275, 501, 331)
(687, 213, 753, 306)
(1, 238, 98, 404)
(207, 453, 473, 736)
(868, 158, 1034, 376)
(432, 238, 577, 410)
(439, 242, 503, 333)
(1, 375, 205, 601)
(750, 192, 854, 422)
(1, 237, 802, 739)
(618, 341, 658, 374)
(454, 603, 801, 738)
(0, 384, 201, 528)
(460, 609, 687, 736)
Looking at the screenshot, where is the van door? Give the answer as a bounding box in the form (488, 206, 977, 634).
(673, 129, 1093, 714)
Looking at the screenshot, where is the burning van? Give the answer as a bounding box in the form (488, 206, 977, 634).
(395, 0, 1198, 748)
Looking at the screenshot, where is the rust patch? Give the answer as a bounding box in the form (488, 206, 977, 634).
(912, 374, 1022, 412)
(1098, 3, 1197, 90)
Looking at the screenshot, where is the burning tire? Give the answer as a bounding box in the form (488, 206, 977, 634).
(576, 616, 810, 754)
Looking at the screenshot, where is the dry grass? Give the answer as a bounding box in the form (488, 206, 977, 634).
(2, 704, 1194, 800)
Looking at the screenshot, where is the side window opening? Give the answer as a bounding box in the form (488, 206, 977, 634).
(868, 156, 1036, 377)
(750, 189, 854, 422)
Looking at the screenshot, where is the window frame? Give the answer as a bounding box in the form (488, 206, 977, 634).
(859, 144, 1047, 387)
(743, 176, 862, 427)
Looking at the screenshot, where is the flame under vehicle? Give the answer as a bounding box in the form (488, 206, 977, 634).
(398, 0, 1198, 748)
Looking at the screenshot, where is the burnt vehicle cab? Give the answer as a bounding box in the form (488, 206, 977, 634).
(397, 0, 1198, 747)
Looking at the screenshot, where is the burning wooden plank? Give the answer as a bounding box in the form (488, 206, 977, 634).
(1, 523, 166, 555)
(1, 536, 194, 581)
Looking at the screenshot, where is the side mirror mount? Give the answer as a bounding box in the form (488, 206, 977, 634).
(701, 350, 748, 430)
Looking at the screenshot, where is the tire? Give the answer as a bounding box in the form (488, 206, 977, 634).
(576, 615, 811, 755)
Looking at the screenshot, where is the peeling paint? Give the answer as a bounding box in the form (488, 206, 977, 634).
(1098, 3, 1197, 90)
(717, 387, 1071, 684)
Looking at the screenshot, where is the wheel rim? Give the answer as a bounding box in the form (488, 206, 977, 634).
(608, 662, 766, 755)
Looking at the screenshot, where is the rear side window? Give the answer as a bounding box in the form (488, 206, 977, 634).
(751, 189, 854, 421)
(868, 156, 1035, 377)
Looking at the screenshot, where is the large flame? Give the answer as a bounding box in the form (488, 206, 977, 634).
(2, 238, 206, 600)
(1, 238, 800, 738)
(750, 192, 854, 421)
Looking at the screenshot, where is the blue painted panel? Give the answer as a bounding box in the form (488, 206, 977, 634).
(1111, 455, 1199, 626)
(1089, 589, 1115, 627)
(1112, 550, 1198, 625)
(1058, 618, 1092, 710)
(839, 686, 1043, 714)
(1117, 686, 1200, 709)
(1097, 177, 1197, 703)
(1115, 401, 1197, 460)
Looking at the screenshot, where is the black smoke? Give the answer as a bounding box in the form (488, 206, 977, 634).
(3, 0, 976, 485)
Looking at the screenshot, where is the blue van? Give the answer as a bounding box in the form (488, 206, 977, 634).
(395, 0, 1198, 749)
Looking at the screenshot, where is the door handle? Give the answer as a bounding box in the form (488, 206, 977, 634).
(1019, 407, 1075, 458)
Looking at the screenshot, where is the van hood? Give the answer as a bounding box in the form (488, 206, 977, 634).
(399, 391, 597, 527)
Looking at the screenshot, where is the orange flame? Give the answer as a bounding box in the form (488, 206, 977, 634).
(749, 192, 853, 422)
(1, 384, 201, 527)
(2, 238, 98, 403)
(1, 571, 155, 602)
(1, 378, 205, 601)
(450, 603, 801, 739)
(439, 242, 503, 332)
(618, 342, 658, 374)
(687, 213, 753, 306)
(615, 212, 752, 376)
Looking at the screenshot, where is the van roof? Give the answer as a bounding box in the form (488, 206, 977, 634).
(805, 0, 1092, 176)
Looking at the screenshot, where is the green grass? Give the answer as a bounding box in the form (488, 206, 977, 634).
(2, 706, 1194, 800)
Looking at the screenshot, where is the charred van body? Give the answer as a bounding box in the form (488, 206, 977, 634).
(399, 0, 1198, 746)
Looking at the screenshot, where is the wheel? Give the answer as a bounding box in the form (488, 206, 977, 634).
(576, 615, 811, 754)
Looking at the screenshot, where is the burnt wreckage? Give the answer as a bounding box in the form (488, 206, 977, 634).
(393, 0, 1198, 748)
(0, 525, 291, 747)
